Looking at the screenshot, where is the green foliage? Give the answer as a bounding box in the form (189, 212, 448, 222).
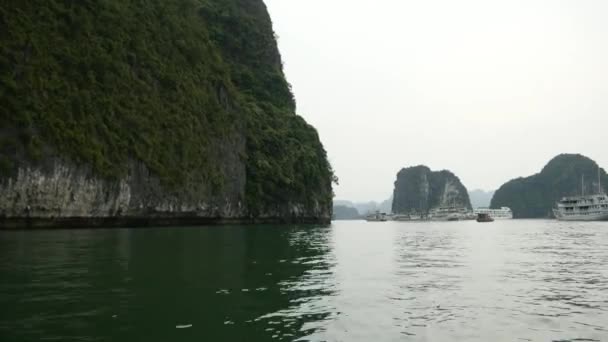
(0, 0, 334, 215)
(0, 155, 12, 177)
(199, 0, 296, 112)
(199, 0, 334, 213)
(244, 104, 333, 214)
(1, 0, 236, 187)
(491, 154, 608, 218)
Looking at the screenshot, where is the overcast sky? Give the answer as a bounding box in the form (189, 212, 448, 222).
(264, 0, 608, 202)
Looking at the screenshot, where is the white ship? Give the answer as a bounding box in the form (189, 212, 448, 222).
(474, 207, 513, 219)
(392, 213, 427, 221)
(553, 172, 608, 221)
(365, 211, 388, 222)
(428, 206, 470, 221)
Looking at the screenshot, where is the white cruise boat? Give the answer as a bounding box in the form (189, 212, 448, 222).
(553, 172, 608, 221)
(474, 207, 513, 219)
(428, 206, 470, 221)
(553, 195, 608, 221)
(365, 211, 388, 222)
(393, 213, 427, 221)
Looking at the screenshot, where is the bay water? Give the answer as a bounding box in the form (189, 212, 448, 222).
(1, 220, 607, 341)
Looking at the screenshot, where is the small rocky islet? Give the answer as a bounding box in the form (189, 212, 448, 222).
(391, 165, 472, 215)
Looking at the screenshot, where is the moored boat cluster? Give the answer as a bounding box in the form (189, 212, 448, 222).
(365, 207, 513, 222)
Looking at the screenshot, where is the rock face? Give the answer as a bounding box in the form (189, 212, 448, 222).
(491, 154, 608, 218)
(0, 157, 247, 227)
(0, 0, 333, 228)
(392, 166, 472, 214)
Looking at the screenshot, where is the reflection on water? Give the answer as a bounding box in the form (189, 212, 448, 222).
(1, 220, 608, 341)
(0, 226, 336, 341)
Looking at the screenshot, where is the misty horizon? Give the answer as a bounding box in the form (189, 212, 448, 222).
(266, 0, 608, 202)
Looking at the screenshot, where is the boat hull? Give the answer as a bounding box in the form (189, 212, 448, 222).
(473, 207, 513, 220)
(553, 189, 608, 221)
(430, 216, 462, 222)
(553, 210, 608, 221)
(393, 215, 426, 222)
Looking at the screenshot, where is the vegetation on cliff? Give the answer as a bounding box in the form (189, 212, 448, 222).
(0, 0, 334, 216)
(491, 154, 607, 218)
(392, 165, 471, 214)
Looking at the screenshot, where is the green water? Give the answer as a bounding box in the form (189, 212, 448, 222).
(1, 220, 607, 341)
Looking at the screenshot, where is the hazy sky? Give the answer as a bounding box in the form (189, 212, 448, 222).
(264, 0, 608, 202)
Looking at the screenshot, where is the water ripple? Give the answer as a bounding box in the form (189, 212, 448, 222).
(1, 221, 608, 341)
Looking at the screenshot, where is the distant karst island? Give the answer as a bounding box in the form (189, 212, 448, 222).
(335, 165, 474, 221)
(491, 154, 608, 218)
(335, 154, 607, 222)
(392, 165, 472, 214)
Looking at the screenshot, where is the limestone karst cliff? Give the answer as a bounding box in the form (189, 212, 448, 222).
(391, 166, 472, 214)
(0, 0, 334, 228)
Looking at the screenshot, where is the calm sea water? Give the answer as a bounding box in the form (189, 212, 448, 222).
(1, 220, 607, 341)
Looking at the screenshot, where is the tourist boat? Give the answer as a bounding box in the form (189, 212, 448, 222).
(553, 195, 608, 221)
(393, 214, 411, 221)
(428, 206, 470, 221)
(463, 212, 478, 220)
(447, 214, 461, 221)
(553, 172, 608, 221)
(393, 213, 426, 221)
(476, 213, 494, 222)
(365, 211, 388, 222)
(473, 207, 513, 219)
